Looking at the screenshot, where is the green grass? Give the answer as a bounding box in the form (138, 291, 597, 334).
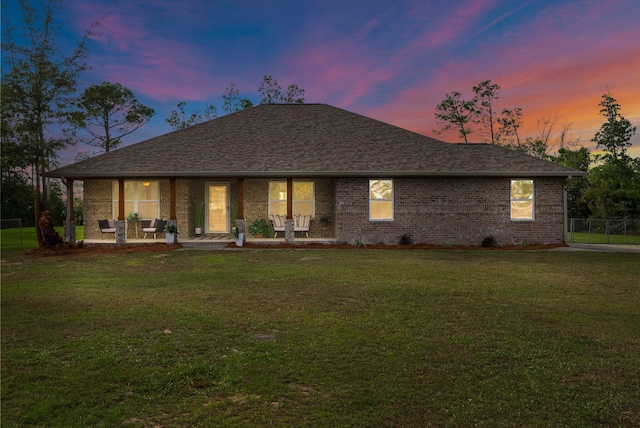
(0, 226, 84, 250)
(2, 248, 639, 427)
(567, 231, 640, 245)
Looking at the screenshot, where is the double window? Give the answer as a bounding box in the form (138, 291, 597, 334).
(112, 181, 159, 219)
(369, 179, 393, 221)
(268, 181, 315, 216)
(510, 179, 534, 220)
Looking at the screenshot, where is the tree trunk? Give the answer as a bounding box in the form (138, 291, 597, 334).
(34, 166, 43, 248)
(42, 175, 48, 211)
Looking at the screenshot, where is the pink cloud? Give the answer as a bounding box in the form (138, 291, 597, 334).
(61, 0, 638, 157)
(400, 0, 499, 52)
(284, 42, 398, 108)
(365, 0, 640, 153)
(93, 14, 148, 51)
(68, 1, 227, 101)
(286, 0, 511, 111)
(351, 17, 381, 44)
(276, 0, 638, 157)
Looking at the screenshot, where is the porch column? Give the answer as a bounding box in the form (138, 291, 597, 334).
(116, 178, 126, 244)
(170, 178, 177, 220)
(236, 178, 246, 235)
(286, 178, 293, 219)
(63, 178, 76, 243)
(118, 178, 125, 221)
(285, 178, 294, 243)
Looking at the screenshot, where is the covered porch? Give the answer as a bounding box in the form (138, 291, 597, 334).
(65, 176, 337, 244)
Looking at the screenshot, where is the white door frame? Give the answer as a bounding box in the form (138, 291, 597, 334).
(206, 182, 230, 233)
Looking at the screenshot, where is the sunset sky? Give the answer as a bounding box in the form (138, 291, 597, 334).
(5, 0, 640, 164)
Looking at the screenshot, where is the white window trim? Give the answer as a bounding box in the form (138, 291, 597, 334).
(510, 179, 534, 221)
(268, 181, 315, 217)
(369, 179, 394, 221)
(294, 181, 315, 217)
(268, 181, 287, 218)
(112, 180, 160, 219)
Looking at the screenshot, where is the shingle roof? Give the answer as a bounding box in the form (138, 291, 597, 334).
(47, 103, 584, 178)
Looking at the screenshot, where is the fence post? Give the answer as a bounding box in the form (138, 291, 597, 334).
(624, 220, 627, 244)
(587, 219, 591, 243)
(605, 221, 610, 244)
(569, 218, 575, 243)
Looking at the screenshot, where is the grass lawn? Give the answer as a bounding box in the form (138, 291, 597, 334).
(1, 226, 85, 251)
(2, 247, 639, 427)
(567, 231, 640, 245)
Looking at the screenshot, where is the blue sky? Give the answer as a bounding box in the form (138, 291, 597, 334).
(5, 0, 640, 163)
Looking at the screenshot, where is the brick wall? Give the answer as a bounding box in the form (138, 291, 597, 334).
(84, 180, 114, 239)
(184, 179, 206, 235)
(84, 179, 186, 239)
(174, 179, 189, 236)
(84, 176, 565, 245)
(243, 178, 335, 237)
(335, 177, 565, 246)
(243, 179, 268, 227)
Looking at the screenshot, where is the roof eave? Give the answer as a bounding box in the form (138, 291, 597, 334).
(46, 170, 587, 179)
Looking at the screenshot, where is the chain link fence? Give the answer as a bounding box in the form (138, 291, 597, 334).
(568, 219, 640, 244)
(0, 218, 23, 245)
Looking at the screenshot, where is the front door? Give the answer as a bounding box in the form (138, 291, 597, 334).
(207, 183, 229, 233)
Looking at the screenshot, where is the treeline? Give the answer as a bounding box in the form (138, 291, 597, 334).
(165, 75, 305, 130)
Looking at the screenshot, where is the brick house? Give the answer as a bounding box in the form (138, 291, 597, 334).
(47, 104, 585, 246)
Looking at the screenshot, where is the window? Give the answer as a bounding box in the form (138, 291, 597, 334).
(510, 179, 534, 220)
(293, 182, 314, 216)
(268, 181, 315, 216)
(113, 181, 159, 219)
(369, 179, 393, 220)
(269, 182, 287, 216)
